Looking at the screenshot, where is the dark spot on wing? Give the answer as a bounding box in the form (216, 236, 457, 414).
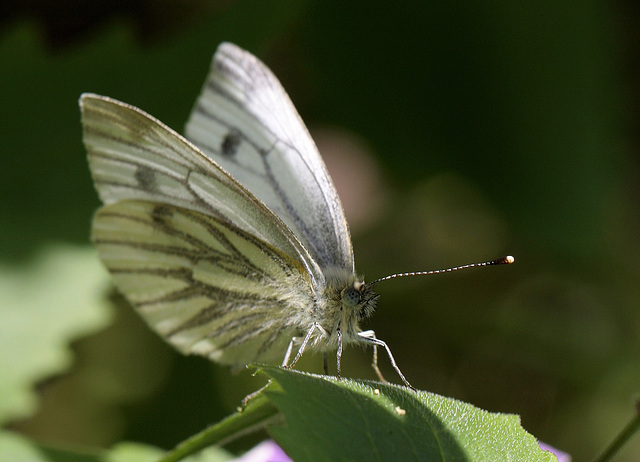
(151, 205, 173, 225)
(135, 165, 156, 191)
(221, 130, 241, 156)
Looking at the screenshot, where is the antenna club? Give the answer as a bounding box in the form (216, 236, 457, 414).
(489, 255, 515, 265)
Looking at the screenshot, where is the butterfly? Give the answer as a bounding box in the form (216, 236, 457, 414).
(81, 42, 512, 389)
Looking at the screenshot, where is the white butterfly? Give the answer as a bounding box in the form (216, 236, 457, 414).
(81, 42, 512, 389)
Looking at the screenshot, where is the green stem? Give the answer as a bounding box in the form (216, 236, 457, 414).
(157, 393, 281, 462)
(592, 401, 640, 462)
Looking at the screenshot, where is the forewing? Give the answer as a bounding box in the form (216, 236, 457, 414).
(81, 93, 322, 286)
(185, 42, 354, 272)
(93, 200, 312, 364)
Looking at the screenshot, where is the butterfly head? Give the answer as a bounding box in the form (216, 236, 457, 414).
(340, 279, 379, 321)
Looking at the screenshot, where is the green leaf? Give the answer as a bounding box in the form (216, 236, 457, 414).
(0, 245, 113, 424)
(259, 366, 556, 462)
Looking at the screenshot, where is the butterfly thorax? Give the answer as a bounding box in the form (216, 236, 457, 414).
(311, 269, 379, 350)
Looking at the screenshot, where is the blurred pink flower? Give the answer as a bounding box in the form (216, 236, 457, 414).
(539, 441, 571, 461)
(233, 440, 292, 462)
(233, 438, 569, 461)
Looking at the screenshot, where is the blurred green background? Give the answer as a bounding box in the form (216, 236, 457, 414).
(2, 0, 639, 460)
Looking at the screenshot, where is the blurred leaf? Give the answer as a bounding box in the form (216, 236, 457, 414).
(0, 245, 112, 424)
(107, 442, 233, 462)
(0, 430, 233, 462)
(0, 431, 58, 462)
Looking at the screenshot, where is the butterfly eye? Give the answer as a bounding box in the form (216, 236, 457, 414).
(342, 285, 361, 307)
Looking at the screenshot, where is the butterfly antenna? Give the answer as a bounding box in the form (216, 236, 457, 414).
(369, 255, 514, 286)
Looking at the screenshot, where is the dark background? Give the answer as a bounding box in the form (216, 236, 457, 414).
(2, 1, 639, 460)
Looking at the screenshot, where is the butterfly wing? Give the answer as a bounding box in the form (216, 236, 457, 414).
(185, 42, 354, 273)
(81, 94, 321, 364)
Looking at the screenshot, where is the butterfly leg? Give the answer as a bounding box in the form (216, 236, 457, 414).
(358, 330, 388, 383)
(286, 322, 326, 369)
(282, 336, 298, 367)
(241, 382, 270, 407)
(357, 330, 415, 390)
(336, 327, 343, 378)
